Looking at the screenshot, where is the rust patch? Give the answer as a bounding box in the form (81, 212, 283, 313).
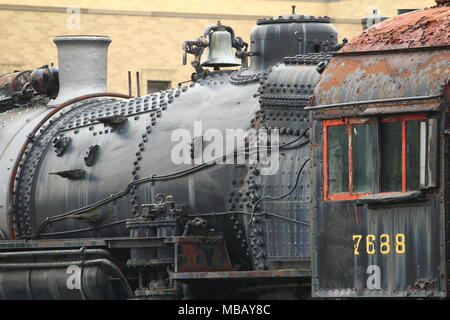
(400, 69, 412, 79)
(0, 71, 31, 95)
(175, 236, 232, 273)
(0, 73, 18, 89)
(317, 58, 362, 91)
(411, 279, 436, 291)
(341, 6, 450, 52)
(364, 58, 390, 74)
(313, 100, 442, 120)
(314, 49, 450, 106)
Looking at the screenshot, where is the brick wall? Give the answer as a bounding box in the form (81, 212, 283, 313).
(0, 0, 436, 94)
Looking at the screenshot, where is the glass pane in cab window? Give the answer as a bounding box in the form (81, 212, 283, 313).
(352, 123, 373, 192)
(381, 122, 402, 191)
(406, 120, 420, 190)
(328, 125, 349, 193)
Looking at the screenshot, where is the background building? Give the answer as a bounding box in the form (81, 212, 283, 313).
(0, 0, 436, 95)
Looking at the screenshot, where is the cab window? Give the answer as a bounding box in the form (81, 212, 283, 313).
(323, 114, 438, 200)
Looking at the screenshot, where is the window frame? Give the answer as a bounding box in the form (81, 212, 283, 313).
(323, 113, 429, 201)
(147, 80, 171, 94)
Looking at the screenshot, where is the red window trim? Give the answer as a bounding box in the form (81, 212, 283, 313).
(323, 114, 428, 201)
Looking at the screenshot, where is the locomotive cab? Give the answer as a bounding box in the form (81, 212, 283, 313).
(308, 3, 450, 298)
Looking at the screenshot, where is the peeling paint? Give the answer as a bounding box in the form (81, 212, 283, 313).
(340, 5, 450, 52)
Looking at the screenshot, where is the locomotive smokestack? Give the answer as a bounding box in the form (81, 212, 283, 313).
(48, 35, 111, 107)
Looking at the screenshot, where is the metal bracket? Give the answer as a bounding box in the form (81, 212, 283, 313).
(66, 212, 102, 224)
(90, 115, 127, 128)
(84, 145, 99, 167)
(52, 136, 71, 156)
(48, 169, 85, 180)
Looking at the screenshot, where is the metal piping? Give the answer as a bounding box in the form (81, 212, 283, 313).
(0, 248, 111, 258)
(0, 259, 135, 299)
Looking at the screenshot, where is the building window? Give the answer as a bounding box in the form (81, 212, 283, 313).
(147, 80, 171, 94)
(397, 9, 418, 15)
(323, 114, 438, 201)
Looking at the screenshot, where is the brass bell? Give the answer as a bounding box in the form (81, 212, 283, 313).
(201, 30, 241, 67)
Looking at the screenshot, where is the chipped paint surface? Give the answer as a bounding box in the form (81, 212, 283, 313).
(341, 5, 450, 52)
(309, 1, 449, 298)
(314, 49, 450, 107)
(0, 73, 18, 91)
(0, 71, 31, 97)
(175, 237, 232, 273)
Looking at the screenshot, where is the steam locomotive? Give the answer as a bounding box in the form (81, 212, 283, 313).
(0, 1, 448, 299)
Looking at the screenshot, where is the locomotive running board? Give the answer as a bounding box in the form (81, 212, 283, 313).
(170, 269, 310, 281)
(0, 238, 109, 249)
(0, 236, 196, 250)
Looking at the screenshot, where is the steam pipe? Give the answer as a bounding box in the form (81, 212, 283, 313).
(0, 258, 135, 299)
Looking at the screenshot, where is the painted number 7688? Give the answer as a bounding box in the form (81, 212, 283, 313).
(352, 234, 406, 255)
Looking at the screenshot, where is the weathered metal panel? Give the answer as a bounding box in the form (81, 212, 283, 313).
(314, 48, 450, 108)
(171, 269, 309, 280)
(313, 200, 443, 297)
(0, 238, 107, 250)
(0, 71, 31, 99)
(253, 59, 326, 270)
(441, 80, 450, 296)
(175, 236, 232, 273)
(311, 101, 442, 120)
(0, 106, 53, 236)
(248, 109, 311, 270)
(310, 47, 449, 298)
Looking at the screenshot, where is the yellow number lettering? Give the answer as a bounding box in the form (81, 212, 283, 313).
(353, 233, 405, 255)
(352, 235, 362, 255)
(380, 234, 390, 254)
(366, 234, 376, 254)
(395, 234, 406, 254)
